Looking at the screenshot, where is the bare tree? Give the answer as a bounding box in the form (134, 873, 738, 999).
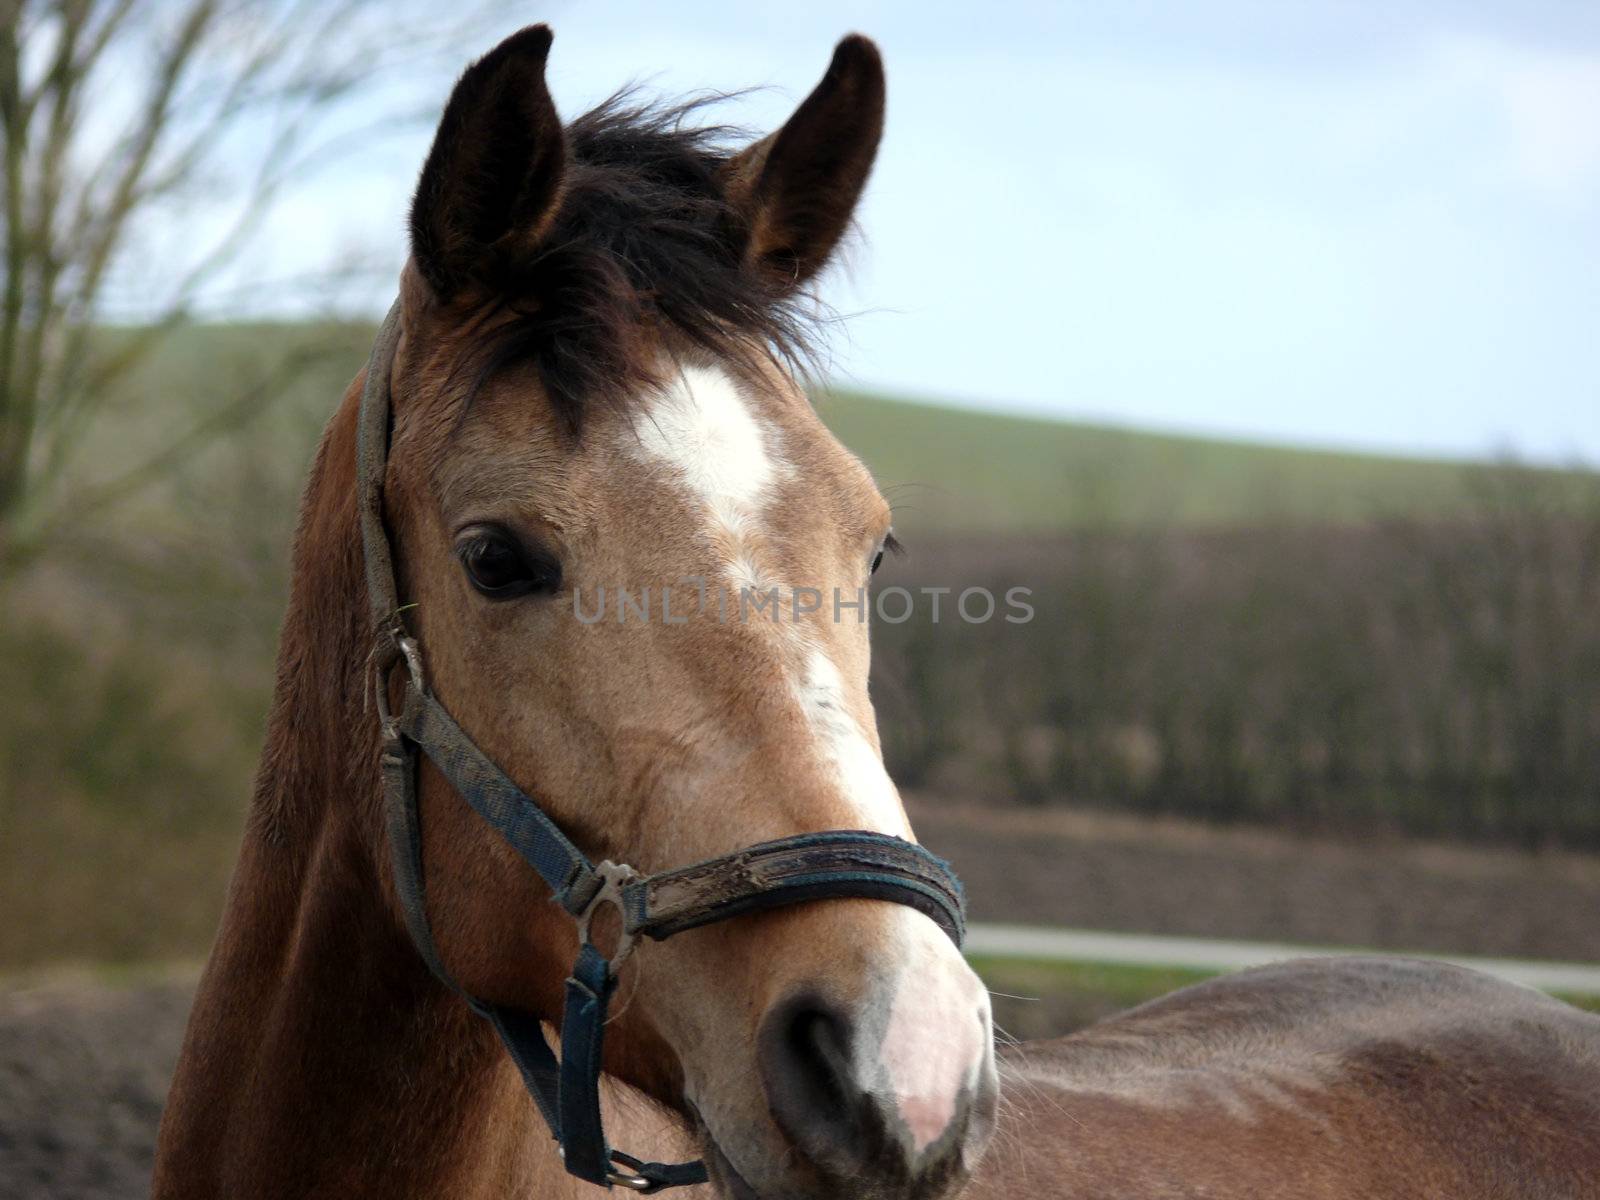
(0, 0, 482, 572)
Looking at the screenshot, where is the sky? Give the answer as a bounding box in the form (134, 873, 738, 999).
(163, 0, 1600, 463)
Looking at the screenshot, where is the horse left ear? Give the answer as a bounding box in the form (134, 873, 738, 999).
(723, 35, 885, 290)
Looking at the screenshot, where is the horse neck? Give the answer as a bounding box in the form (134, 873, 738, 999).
(152, 380, 549, 1198)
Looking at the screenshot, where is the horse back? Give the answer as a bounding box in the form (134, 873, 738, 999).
(971, 957, 1600, 1199)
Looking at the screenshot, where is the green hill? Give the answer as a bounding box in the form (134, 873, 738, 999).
(77, 321, 1594, 540)
(816, 388, 1587, 536)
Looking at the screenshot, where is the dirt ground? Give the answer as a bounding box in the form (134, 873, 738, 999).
(0, 972, 193, 1200)
(5, 805, 1599, 1199)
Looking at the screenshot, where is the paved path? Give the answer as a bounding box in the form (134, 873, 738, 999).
(965, 922, 1600, 995)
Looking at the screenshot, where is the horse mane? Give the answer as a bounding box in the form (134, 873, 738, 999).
(453, 91, 832, 435)
(248, 380, 372, 847)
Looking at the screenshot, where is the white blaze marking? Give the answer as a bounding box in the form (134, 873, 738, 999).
(631, 365, 784, 590)
(800, 647, 985, 1149)
(631, 369, 908, 837)
(630, 365, 989, 1149)
(798, 649, 909, 837)
(880, 917, 991, 1153)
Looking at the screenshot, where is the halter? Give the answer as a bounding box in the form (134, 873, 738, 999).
(356, 302, 967, 1191)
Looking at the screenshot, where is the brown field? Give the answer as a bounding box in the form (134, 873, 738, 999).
(914, 798, 1600, 961)
(6, 798, 1599, 1200)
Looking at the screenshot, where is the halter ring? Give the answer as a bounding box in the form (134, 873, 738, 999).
(575, 861, 640, 970)
(373, 628, 426, 742)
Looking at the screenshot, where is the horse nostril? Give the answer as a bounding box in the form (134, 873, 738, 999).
(786, 1003, 854, 1109)
(758, 992, 872, 1172)
(758, 984, 986, 1193)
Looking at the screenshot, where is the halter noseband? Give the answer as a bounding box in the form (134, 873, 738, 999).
(355, 302, 966, 1192)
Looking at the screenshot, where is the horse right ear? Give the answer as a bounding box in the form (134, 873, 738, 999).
(409, 25, 567, 301)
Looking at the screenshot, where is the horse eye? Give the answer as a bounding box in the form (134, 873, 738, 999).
(870, 530, 901, 576)
(455, 528, 561, 599)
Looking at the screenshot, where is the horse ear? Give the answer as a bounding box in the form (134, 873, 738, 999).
(409, 25, 566, 301)
(723, 35, 885, 289)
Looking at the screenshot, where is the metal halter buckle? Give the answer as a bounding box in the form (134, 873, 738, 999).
(557, 1148, 655, 1192)
(607, 1165, 654, 1191)
(575, 861, 640, 971)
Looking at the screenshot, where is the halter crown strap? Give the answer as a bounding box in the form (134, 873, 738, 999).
(355, 302, 404, 634)
(356, 300, 966, 1192)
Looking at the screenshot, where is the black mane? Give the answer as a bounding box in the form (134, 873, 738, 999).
(465, 92, 827, 433)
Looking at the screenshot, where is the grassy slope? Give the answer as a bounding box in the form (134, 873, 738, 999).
(113, 322, 1592, 537)
(817, 388, 1594, 535)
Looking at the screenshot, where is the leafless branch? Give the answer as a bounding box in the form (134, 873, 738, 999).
(0, 0, 487, 569)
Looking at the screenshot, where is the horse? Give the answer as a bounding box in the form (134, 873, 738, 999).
(152, 26, 1600, 1200)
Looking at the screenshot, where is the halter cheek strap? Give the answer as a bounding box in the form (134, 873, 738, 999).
(356, 302, 967, 1191)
